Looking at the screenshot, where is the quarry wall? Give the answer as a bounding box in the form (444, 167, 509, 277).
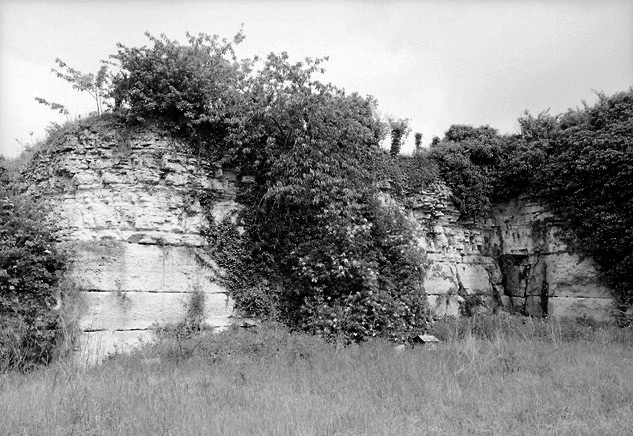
(26, 124, 614, 362)
(409, 186, 613, 321)
(26, 124, 238, 363)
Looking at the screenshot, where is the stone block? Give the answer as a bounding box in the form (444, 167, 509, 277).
(79, 291, 233, 331)
(525, 259, 546, 296)
(524, 295, 545, 317)
(510, 296, 525, 311)
(500, 295, 512, 309)
(545, 253, 612, 298)
(424, 263, 457, 295)
(456, 263, 492, 294)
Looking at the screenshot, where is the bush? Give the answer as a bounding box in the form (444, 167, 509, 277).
(0, 165, 68, 371)
(428, 125, 504, 217)
(110, 30, 248, 149)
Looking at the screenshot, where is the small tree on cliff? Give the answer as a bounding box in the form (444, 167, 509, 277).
(429, 125, 504, 217)
(389, 118, 410, 157)
(414, 132, 423, 154)
(36, 58, 112, 117)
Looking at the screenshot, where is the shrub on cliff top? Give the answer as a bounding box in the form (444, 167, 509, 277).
(110, 30, 249, 151)
(428, 125, 505, 218)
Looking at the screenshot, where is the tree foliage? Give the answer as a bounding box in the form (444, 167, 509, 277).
(389, 118, 410, 157)
(110, 30, 249, 149)
(109, 32, 429, 341)
(36, 58, 111, 117)
(534, 91, 633, 313)
(428, 125, 504, 217)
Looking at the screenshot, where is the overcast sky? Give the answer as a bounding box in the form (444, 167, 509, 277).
(1, 1, 632, 158)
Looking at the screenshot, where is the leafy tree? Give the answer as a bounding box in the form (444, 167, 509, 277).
(443, 124, 499, 142)
(230, 55, 427, 341)
(110, 30, 249, 150)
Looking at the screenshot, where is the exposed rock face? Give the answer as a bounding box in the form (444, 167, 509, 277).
(26, 123, 614, 361)
(407, 184, 503, 317)
(493, 198, 612, 321)
(26, 122, 238, 363)
(410, 186, 613, 321)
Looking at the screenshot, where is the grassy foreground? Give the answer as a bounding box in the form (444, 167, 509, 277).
(2, 316, 633, 436)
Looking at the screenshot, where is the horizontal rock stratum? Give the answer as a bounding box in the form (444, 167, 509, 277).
(26, 121, 239, 363)
(25, 120, 614, 362)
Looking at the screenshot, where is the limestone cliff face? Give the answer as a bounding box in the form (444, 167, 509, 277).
(492, 199, 612, 321)
(26, 123, 614, 361)
(408, 186, 613, 321)
(26, 122, 239, 363)
(405, 184, 503, 317)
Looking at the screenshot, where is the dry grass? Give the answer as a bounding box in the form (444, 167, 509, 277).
(2, 317, 633, 436)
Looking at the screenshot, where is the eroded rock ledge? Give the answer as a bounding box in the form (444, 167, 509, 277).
(25, 123, 614, 362)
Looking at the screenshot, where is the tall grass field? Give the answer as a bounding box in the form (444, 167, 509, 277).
(2, 315, 633, 436)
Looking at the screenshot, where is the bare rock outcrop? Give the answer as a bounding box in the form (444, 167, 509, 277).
(26, 122, 238, 363)
(411, 186, 613, 321)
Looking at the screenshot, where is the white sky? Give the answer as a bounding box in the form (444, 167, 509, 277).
(1, 0, 632, 157)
